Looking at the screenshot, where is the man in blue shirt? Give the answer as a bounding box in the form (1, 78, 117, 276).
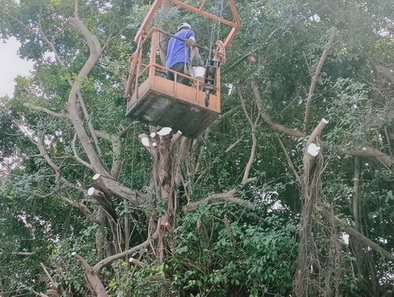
(166, 22, 202, 86)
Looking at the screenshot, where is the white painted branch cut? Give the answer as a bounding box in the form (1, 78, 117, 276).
(93, 173, 101, 181)
(307, 143, 320, 157)
(141, 137, 151, 147)
(157, 127, 172, 136)
(87, 187, 95, 196)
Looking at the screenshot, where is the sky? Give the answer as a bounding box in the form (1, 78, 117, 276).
(0, 37, 34, 97)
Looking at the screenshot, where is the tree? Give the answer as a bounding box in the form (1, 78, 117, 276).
(0, 0, 393, 296)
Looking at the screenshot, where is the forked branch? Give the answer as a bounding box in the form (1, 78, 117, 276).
(250, 79, 305, 138)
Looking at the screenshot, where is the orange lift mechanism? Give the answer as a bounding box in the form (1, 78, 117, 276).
(124, 0, 241, 138)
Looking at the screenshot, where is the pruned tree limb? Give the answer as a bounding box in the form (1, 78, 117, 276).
(303, 118, 329, 185)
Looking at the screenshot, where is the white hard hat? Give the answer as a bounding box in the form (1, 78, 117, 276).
(178, 22, 191, 31)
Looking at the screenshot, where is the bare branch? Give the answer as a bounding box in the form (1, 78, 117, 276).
(39, 263, 57, 289)
(352, 146, 393, 167)
(23, 103, 69, 119)
(59, 194, 98, 223)
(119, 121, 138, 136)
(321, 207, 394, 262)
(74, 0, 79, 19)
(93, 220, 161, 272)
(32, 291, 50, 297)
(251, 79, 305, 138)
(72, 252, 108, 297)
(38, 17, 67, 69)
(67, 17, 102, 63)
(277, 135, 300, 181)
(65, 16, 109, 176)
(77, 91, 103, 157)
(92, 173, 149, 204)
(183, 190, 254, 212)
(303, 29, 336, 133)
(225, 137, 244, 153)
(238, 84, 258, 185)
(71, 133, 93, 170)
(223, 27, 280, 75)
(95, 130, 123, 178)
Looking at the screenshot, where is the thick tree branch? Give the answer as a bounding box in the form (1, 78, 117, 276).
(92, 173, 149, 204)
(65, 16, 110, 176)
(352, 146, 393, 167)
(303, 29, 336, 133)
(72, 252, 108, 297)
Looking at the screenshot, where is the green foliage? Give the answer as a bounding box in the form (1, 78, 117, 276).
(169, 207, 298, 296)
(107, 262, 177, 297)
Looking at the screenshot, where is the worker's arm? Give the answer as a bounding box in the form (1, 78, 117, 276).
(192, 47, 203, 65)
(186, 36, 203, 65)
(185, 36, 196, 47)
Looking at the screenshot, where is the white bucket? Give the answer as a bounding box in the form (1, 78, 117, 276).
(192, 66, 206, 81)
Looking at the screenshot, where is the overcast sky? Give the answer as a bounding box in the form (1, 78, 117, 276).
(0, 37, 34, 97)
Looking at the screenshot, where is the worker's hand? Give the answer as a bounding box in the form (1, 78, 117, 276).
(185, 38, 196, 47)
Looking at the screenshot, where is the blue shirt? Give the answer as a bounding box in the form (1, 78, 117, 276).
(166, 29, 195, 69)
